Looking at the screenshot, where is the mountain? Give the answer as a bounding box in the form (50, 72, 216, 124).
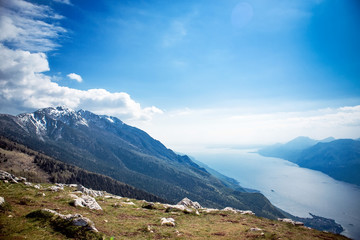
(258, 136, 335, 161)
(259, 137, 360, 186)
(0, 106, 284, 219)
(0, 136, 166, 203)
(296, 139, 360, 186)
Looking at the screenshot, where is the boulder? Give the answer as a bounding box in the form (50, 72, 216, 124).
(0, 196, 5, 206)
(278, 218, 304, 226)
(77, 185, 104, 197)
(223, 207, 255, 215)
(39, 209, 98, 232)
(48, 185, 64, 192)
(177, 197, 202, 209)
(161, 217, 176, 227)
(70, 195, 102, 210)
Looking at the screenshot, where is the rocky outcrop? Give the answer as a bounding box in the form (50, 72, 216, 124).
(0, 170, 20, 183)
(27, 209, 98, 232)
(222, 207, 255, 215)
(76, 185, 105, 197)
(177, 197, 202, 209)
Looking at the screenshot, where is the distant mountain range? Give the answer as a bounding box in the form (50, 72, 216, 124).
(259, 137, 360, 186)
(0, 106, 284, 219)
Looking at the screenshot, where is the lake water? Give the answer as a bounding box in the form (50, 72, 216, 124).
(192, 148, 360, 240)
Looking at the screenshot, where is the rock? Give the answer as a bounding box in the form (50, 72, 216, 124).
(177, 197, 202, 209)
(77, 185, 104, 197)
(81, 195, 102, 210)
(161, 217, 176, 227)
(18, 177, 27, 182)
(0, 170, 19, 183)
(278, 218, 304, 226)
(39, 209, 98, 232)
(250, 227, 263, 232)
(294, 221, 305, 226)
(48, 185, 64, 192)
(33, 184, 41, 189)
(202, 208, 219, 213)
(122, 201, 135, 206)
(70, 195, 102, 210)
(104, 195, 122, 199)
(72, 217, 98, 232)
(223, 207, 255, 215)
(0, 196, 5, 206)
(24, 182, 33, 186)
(142, 202, 155, 209)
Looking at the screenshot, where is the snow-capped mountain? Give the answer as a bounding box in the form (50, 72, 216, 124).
(15, 106, 124, 139)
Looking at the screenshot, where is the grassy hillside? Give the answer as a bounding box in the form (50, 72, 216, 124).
(0, 179, 349, 240)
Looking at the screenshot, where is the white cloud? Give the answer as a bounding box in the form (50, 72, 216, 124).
(0, 0, 66, 52)
(0, 0, 163, 122)
(0, 44, 163, 121)
(139, 105, 360, 153)
(67, 73, 83, 83)
(53, 0, 72, 5)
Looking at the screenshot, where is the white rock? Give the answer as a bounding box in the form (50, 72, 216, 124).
(177, 197, 202, 209)
(161, 217, 176, 227)
(77, 185, 104, 197)
(48, 185, 63, 192)
(0, 196, 5, 206)
(223, 207, 255, 215)
(250, 227, 263, 231)
(202, 208, 219, 213)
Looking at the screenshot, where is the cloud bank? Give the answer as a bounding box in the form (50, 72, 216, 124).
(0, 0, 162, 121)
(142, 105, 360, 152)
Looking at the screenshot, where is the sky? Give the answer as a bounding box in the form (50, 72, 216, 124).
(0, 0, 359, 153)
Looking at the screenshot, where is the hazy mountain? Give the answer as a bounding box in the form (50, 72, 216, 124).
(0, 106, 285, 219)
(258, 136, 336, 161)
(296, 139, 360, 186)
(259, 137, 360, 186)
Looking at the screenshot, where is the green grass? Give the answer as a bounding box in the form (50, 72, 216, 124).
(0, 181, 350, 240)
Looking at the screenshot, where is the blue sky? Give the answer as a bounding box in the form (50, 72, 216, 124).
(0, 0, 359, 151)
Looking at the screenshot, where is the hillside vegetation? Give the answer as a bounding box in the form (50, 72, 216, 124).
(0, 137, 166, 203)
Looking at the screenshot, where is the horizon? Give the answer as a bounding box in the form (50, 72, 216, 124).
(0, 0, 359, 152)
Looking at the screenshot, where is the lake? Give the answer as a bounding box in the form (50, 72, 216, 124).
(192, 148, 360, 240)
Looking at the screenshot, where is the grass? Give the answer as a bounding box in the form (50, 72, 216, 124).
(0, 181, 350, 240)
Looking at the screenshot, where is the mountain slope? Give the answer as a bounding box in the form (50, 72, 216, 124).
(258, 136, 335, 161)
(296, 139, 360, 185)
(0, 136, 166, 203)
(259, 137, 360, 186)
(0, 106, 285, 219)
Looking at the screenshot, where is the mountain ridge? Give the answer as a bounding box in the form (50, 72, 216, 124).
(258, 137, 360, 186)
(0, 106, 285, 219)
